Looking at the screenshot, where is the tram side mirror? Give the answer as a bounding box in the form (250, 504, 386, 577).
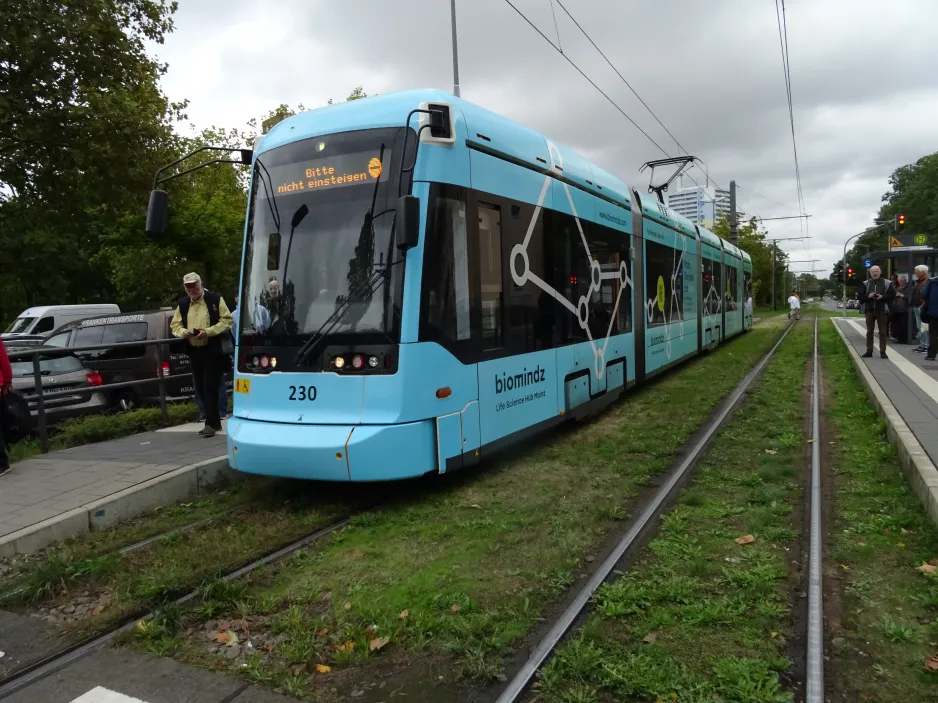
(267, 232, 281, 270)
(145, 189, 169, 238)
(396, 195, 420, 251)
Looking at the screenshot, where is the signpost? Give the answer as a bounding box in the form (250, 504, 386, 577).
(863, 258, 872, 269)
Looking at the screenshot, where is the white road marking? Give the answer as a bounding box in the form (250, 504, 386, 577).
(70, 687, 150, 703)
(842, 318, 938, 404)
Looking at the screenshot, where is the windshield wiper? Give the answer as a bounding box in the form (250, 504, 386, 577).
(294, 260, 402, 368)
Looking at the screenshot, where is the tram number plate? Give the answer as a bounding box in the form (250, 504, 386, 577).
(235, 378, 251, 394)
(288, 385, 317, 401)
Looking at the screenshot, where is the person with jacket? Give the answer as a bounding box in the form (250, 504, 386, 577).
(0, 338, 12, 476)
(891, 274, 910, 343)
(912, 265, 929, 352)
(170, 273, 234, 437)
(922, 274, 938, 361)
(858, 265, 895, 358)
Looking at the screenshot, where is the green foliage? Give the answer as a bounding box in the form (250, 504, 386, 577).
(0, 0, 367, 327)
(711, 216, 787, 307)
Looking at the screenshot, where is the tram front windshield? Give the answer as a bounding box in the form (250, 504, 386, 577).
(240, 127, 410, 344)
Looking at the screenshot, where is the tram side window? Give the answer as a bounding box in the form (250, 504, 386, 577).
(744, 270, 753, 308)
(585, 221, 632, 336)
(545, 210, 590, 345)
(702, 256, 721, 315)
(478, 203, 504, 349)
(422, 190, 471, 343)
(725, 264, 739, 311)
(645, 239, 683, 327)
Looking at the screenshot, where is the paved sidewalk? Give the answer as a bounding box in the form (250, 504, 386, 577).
(0, 422, 229, 548)
(835, 318, 938, 465)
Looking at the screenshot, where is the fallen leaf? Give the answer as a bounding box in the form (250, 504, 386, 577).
(399, 610, 409, 620)
(315, 664, 331, 674)
(215, 631, 239, 646)
(918, 562, 938, 575)
(735, 534, 756, 545)
(336, 641, 356, 652)
(291, 663, 307, 676)
(642, 632, 657, 644)
(135, 620, 148, 632)
(807, 439, 815, 444)
(771, 632, 778, 638)
(926, 655, 938, 671)
(883, 529, 892, 535)
(901, 528, 911, 536)
(764, 449, 777, 455)
(263, 642, 275, 653)
(451, 604, 461, 613)
(91, 605, 105, 617)
(180, 502, 193, 508)
(344, 601, 352, 611)
(0, 651, 4, 660)
(317, 628, 329, 637)
(370, 636, 390, 652)
(840, 564, 850, 571)
(898, 542, 906, 548)
(470, 504, 481, 509)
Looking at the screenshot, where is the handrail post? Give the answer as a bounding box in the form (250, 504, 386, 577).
(31, 352, 49, 453)
(155, 341, 169, 425)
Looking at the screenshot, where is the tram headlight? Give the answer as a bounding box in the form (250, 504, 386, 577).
(351, 354, 364, 370)
(368, 355, 379, 368)
(259, 355, 270, 369)
(333, 356, 345, 369)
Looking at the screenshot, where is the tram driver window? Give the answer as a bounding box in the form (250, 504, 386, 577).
(478, 204, 503, 349)
(423, 191, 471, 343)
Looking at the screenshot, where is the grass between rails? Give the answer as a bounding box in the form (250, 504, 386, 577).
(126, 320, 790, 701)
(820, 321, 938, 701)
(0, 481, 357, 643)
(538, 322, 813, 703)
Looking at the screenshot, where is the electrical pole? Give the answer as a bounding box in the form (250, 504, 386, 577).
(729, 180, 738, 245)
(450, 0, 461, 97)
(767, 237, 810, 311)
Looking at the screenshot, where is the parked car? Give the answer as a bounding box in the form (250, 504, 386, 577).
(43, 310, 232, 410)
(837, 302, 844, 309)
(7, 347, 108, 426)
(3, 304, 120, 339)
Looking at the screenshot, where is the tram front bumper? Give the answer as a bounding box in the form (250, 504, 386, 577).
(226, 416, 437, 482)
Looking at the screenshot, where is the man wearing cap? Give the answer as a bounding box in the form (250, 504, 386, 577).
(171, 273, 234, 437)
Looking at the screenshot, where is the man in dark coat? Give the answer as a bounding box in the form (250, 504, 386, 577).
(858, 265, 895, 359)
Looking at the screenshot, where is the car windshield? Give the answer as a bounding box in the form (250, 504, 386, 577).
(240, 127, 413, 344)
(9, 354, 85, 378)
(6, 317, 35, 334)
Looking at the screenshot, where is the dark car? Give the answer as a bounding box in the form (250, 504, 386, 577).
(7, 347, 109, 425)
(43, 310, 232, 410)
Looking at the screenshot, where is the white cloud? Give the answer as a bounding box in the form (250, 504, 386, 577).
(150, 0, 938, 276)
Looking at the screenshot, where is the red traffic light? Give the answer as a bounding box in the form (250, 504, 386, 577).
(898, 214, 906, 225)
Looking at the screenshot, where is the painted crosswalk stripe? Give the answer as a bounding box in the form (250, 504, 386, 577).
(70, 687, 150, 703)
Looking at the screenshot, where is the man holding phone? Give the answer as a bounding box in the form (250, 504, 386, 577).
(170, 272, 234, 437)
(858, 265, 895, 359)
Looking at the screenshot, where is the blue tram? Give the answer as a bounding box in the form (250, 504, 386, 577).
(228, 90, 753, 481)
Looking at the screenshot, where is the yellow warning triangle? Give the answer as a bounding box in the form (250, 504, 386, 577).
(889, 236, 903, 248)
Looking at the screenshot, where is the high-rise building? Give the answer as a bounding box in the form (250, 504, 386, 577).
(666, 185, 730, 228)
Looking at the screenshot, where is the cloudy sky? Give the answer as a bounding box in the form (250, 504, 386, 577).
(150, 0, 938, 277)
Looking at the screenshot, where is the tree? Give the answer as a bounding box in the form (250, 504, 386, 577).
(711, 216, 786, 307)
(0, 0, 184, 325)
(831, 150, 938, 278)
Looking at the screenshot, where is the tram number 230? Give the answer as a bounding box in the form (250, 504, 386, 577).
(288, 385, 318, 401)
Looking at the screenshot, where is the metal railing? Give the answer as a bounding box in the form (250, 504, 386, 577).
(6, 336, 229, 453)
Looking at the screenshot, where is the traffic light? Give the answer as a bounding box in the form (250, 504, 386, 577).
(898, 213, 907, 231)
(847, 267, 854, 279)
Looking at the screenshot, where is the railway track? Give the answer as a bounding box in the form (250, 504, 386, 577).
(0, 512, 355, 699)
(494, 316, 826, 703)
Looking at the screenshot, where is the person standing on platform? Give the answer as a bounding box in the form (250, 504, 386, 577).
(171, 273, 233, 437)
(912, 266, 929, 353)
(0, 338, 12, 477)
(859, 265, 895, 359)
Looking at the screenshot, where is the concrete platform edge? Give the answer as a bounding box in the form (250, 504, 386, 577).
(0, 456, 234, 557)
(831, 319, 938, 527)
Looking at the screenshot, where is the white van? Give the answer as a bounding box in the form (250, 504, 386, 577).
(3, 304, 121, 338)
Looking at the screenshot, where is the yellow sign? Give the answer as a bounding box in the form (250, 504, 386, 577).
(235, 378, 251, 394)
(888, 236, 903, 248)
(656, 276, 665, 312)
(368, 157, 383, 179)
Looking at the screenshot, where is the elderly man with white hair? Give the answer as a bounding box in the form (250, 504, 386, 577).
(858, 265, 895, 358)
(911, 265, 930, 352)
